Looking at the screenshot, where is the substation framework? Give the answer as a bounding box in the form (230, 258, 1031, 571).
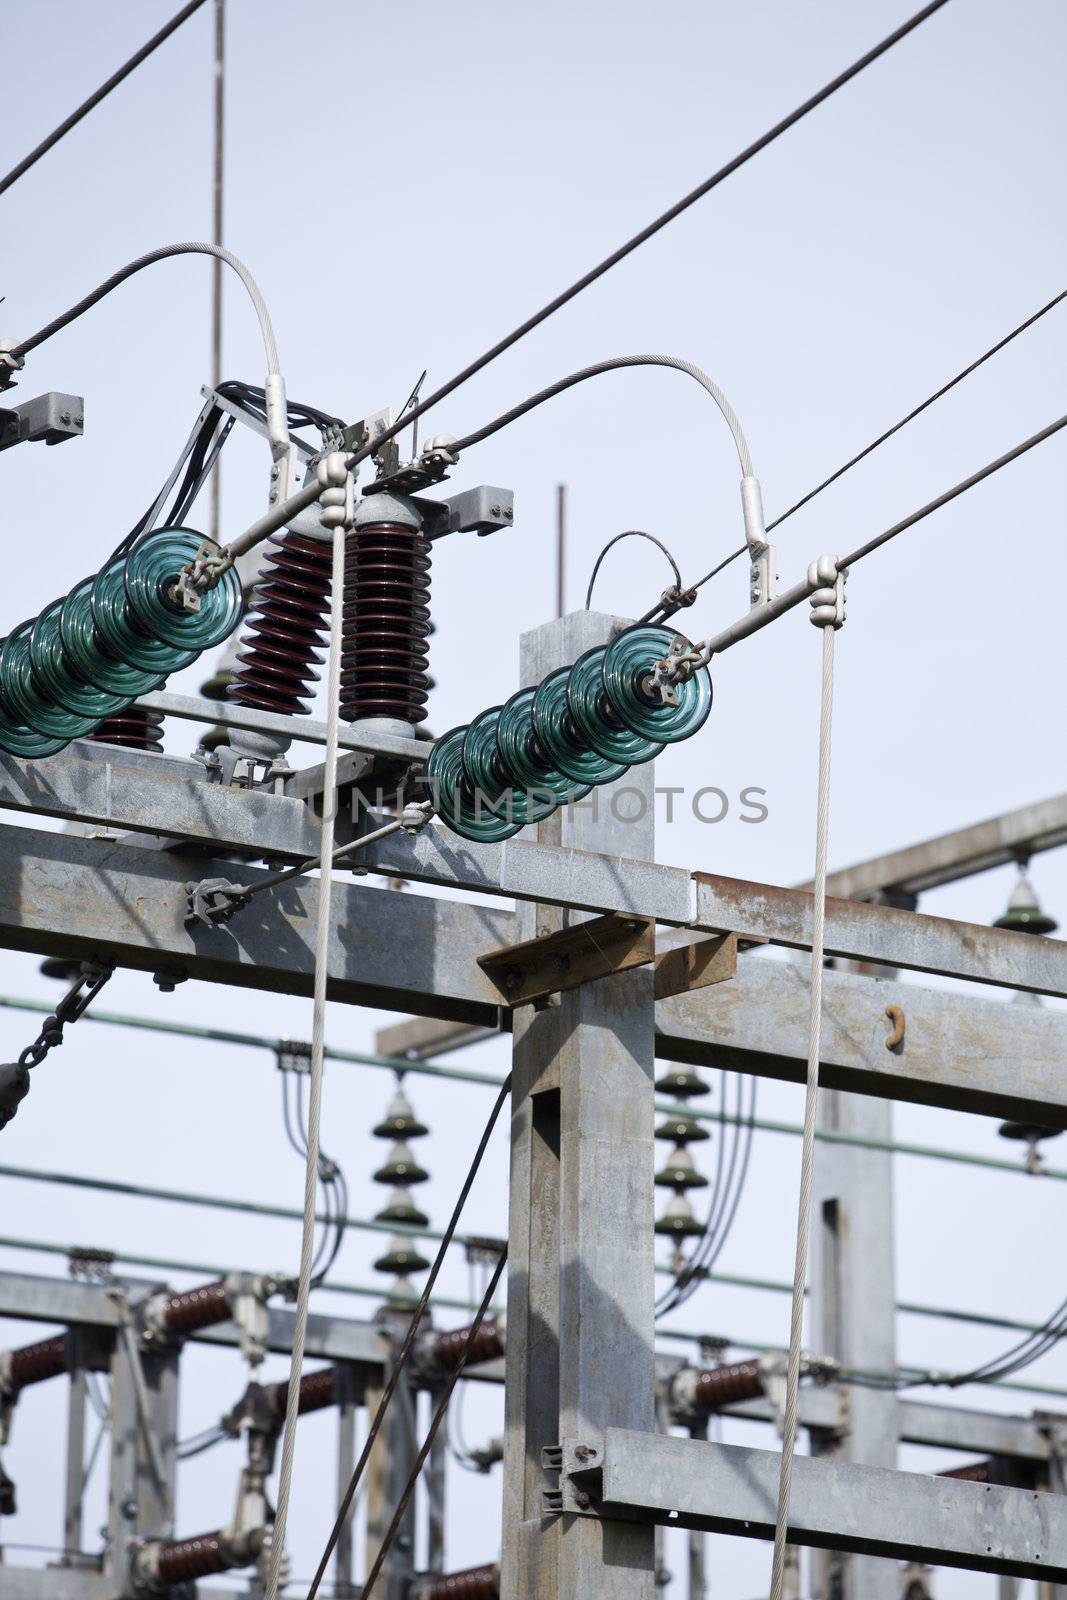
(0, 600, 1065, 1600)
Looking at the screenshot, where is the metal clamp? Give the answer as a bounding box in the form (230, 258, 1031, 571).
(184, 878, 252, 928)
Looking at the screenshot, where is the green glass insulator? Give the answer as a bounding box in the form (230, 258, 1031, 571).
(124, 529, 242, 652)
(0, 624, 97, 740)
(567, 645, 663, 765)
(427, 726, 525, 842)
(532, 665, 628, 786)
(496, 686, 588, 808)
(463, 705, 557, 826)
(0, 692, 67, 757)
(28, 600, 126, 720)
(602, 625, 712, 744)
(91, 559, 194, 677)
(59, 579, 164, 698)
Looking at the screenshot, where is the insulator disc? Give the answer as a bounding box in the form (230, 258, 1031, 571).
(532, 665, 628, 786)
(124, 529, 241, 653)
(602, 625, 712, 744)
(427, 726, 524, 842)
(92, 559, 194, 677)
(463, 706, 556, 827)
(496, 686, 589, 808)
(28, 599, 125, 719)
(567, 645, 663, 765)
(59, 579, 164, 699)
(0, 623, 97, 739)
(0, 697, 67, 756)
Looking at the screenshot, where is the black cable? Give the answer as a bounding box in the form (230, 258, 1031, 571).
(448, 355, 750, 466)
(839, 411, 1067, 570)
(357, 1251, 507, 1600)
(767, 286, 1067, 533)
(316, 0, 953, 498)
(304, 1073, 513, 1600)
(585, 530, 684, 611)
(687, 293, 1067, 597)
(0, 0, 210, 200)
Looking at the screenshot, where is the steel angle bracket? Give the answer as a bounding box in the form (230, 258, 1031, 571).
(653, 931, 738, 1000)
(478, 914, 655, 1007)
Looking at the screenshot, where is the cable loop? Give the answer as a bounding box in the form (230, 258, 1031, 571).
(585, 530, 683, 611)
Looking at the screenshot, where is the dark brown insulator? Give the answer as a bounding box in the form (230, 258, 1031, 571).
(86, 705, 164, 750)
(154, 1532, 229, 1585)
(941, 1460, 991, 1483)
(429, 1317, 504, 1375)
(6, 1333, 67, 1390)
(687, 1359, 764, 1412)
(416, 1564, 499, 1599)
(268, 1365, 337, 1417)
(341, 519, 431, 725)
(229, 531, 332, 715)
(160, 1280, 230, 1335)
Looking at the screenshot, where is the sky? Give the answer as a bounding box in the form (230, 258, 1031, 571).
(1, 0, 1066, 1595)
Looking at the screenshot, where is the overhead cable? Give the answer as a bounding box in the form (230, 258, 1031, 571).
(767, 286, 1067, 533)
(302, 1074, 513, 1600)
(214, 0, 953, 570)
(0, 0, 210, 199)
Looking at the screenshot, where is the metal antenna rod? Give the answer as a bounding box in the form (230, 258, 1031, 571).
(209, 0, 225, 546)
(556, 483, 566, 617)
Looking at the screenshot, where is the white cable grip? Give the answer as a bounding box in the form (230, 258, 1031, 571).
(807, 554, 846, 629)
(317, 451, 354, 531)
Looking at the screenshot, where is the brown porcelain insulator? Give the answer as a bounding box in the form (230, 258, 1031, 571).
(228, 531, 332, 715)
(341, 519, 431, 725)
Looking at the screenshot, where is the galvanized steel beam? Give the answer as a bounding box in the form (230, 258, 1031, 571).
(557, 1429, 1067, 1581)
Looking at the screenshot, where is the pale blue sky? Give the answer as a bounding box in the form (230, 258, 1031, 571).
(1, 1, 1065, 1594)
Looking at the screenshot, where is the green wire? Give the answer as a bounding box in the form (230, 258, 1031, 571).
(0, 993, 1059, 1181)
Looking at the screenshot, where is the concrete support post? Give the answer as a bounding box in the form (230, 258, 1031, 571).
(501, 612, 657, 1600)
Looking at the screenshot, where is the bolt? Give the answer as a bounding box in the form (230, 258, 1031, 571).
(60, 411, 71, 425)
(574, 1491, 591, 1509)
(121, 1497, 137, 1520)
(573, 1443, 598, 1461)
(491, 504, 501, 516)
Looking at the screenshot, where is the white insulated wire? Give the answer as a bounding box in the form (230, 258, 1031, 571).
(768, 620, 837, 1600)
(263, 472, 347, 1600)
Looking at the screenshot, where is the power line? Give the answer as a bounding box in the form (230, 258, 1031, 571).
(352, 1253, 506, 1600)
(302, 1076, 513, 1600)
(689, 288, 1067, 592)
(768, 285, 1067, 532)
(693, 412, 1067, 660)
(0, 992, 1059, 1182)
(0, 0, 210, 200)
(838, 410, 1067, 569)
(220, 0, 954, 567)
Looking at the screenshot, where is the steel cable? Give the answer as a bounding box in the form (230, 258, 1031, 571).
(769, 619, 837, 1600)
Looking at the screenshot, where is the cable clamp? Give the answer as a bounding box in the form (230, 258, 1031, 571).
(173, 537, 232, 606)
(0, 344, 24, 392)
(184, 877, 252, 928)
(654, 635, 706, 692)
(317, 450, 354, 531)
(400, 799, 435, 834)
(807, 555, 846, 629)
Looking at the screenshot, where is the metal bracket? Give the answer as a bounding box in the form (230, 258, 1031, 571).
(653, 932, 738, 1000)
(478, 914, 655, 1007)
(0, 391, 84, 453)
(184, 877, 252, 928)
